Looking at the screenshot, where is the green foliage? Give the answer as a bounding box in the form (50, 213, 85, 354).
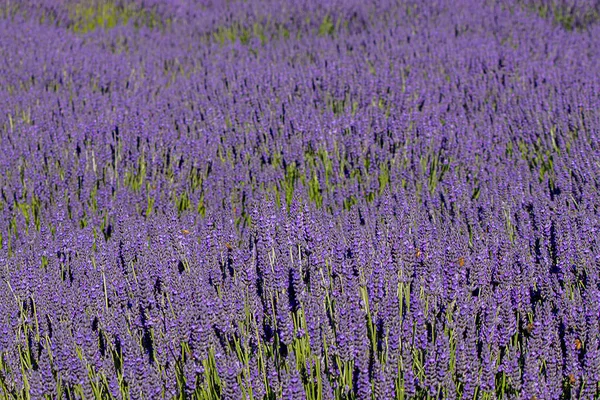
(123, 153, 146, 193)
(282, 162, 299, 210)
(318, 15, 336, 37)
(70, 1, 167, 34)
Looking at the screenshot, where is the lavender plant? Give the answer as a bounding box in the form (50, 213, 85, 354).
(0, 0, 600, 399)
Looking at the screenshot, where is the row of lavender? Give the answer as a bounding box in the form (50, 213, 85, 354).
(1, 0, 600, 399)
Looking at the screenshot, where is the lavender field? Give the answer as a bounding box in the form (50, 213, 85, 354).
(1, 0, 600, 399)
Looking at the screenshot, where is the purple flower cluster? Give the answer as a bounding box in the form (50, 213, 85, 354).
(1, 0, 600, 399)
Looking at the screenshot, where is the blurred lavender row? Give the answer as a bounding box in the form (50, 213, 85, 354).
(1, 0, 600, 399)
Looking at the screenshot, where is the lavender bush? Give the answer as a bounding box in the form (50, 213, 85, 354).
(1, 0, 599, 399)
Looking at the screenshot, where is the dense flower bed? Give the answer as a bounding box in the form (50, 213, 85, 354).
(1, 0, 600, 398)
